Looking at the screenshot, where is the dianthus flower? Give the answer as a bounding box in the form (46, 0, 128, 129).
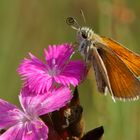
(0, 86, 72, 140)
(17, 44, 86, 94)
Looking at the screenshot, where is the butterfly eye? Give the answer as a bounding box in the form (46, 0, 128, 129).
(66, 17, 75, 25)
(81, 32, 87, 39)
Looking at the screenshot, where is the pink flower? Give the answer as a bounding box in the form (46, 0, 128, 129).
(0, 87, 72, 140)
(17, 44, 86, 94)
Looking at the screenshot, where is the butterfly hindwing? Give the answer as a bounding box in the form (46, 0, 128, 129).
(92, 47, 110, 94)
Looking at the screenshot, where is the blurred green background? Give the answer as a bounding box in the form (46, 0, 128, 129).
(1, 0, 140, 139)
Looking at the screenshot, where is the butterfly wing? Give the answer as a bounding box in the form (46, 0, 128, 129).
(92, 57, 106, 94)
(101, 37, 140, 76)
(92, 47, 110, 94)
(94, 42, 140, 100)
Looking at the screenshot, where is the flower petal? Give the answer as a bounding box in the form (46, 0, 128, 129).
(18, 53, 46, 73)
(17, 53, 53, 94)
(55, 60, 87, 86)
(19, 87, 47, 115)
(37, 87, 72, 115)
(19, 87, 72, 116)
(44, 44, 74, 67)
(0, 120, 48, 140)
(0, 124, 24, 140)
(0, 99, 24, 129)
(22, 120, 48, 140)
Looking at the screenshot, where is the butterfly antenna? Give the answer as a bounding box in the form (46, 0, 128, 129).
(80, 9, 86, 25)
(66, 17, 80, 30)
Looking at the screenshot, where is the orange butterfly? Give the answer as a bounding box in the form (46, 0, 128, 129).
(66, 17, 140, 101)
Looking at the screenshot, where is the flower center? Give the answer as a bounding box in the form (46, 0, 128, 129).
(47, 58, 61, 76)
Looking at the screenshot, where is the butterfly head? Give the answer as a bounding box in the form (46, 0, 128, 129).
(66, 17, 94, 61)
(77, 27, 94, 61)
(77, 27, 94, 41)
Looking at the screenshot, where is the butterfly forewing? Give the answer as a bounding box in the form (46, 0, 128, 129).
(94, 42, 140, 100)
(102, 37, 140, 76)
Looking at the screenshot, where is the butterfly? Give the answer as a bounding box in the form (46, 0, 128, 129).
(66, 17, 140, 101)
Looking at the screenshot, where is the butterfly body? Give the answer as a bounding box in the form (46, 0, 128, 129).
(66, 17, 140, 101)
(76, 26, 140, 101)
